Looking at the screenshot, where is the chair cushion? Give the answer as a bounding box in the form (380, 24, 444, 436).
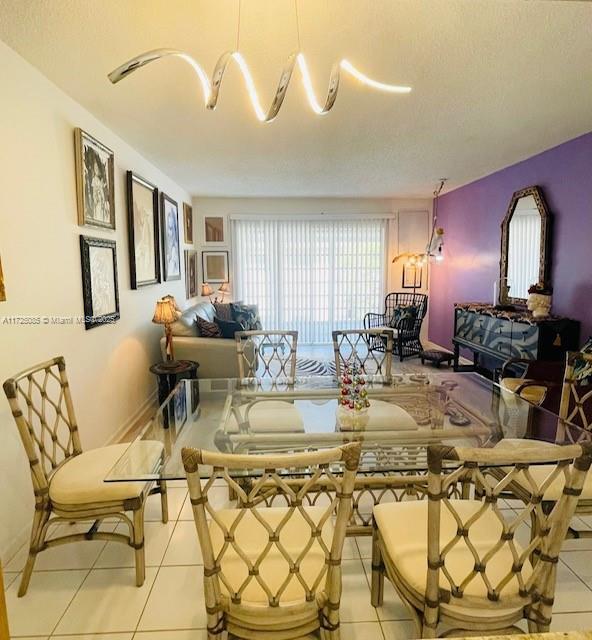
(209, 506, 333, 606)
(374, 500, 531, 609)
(225, 401, 304, 433)
(49, 442, 163, 505)
(337, 399, 418, 431)
(500, 378, 546, 405)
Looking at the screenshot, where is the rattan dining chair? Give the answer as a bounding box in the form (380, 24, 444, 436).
(182, 441, 361, 640)
(2, 357, 168, 596)
(496, 352, 592, 540)
(332, 329, 394, 381)
(235, 330, 298, 381)
(371, 442, 592, 638)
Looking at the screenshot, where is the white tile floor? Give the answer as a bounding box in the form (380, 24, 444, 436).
(5, 486, 592, 639)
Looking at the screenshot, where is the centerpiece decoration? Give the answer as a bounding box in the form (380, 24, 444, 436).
(337, 362, 371, 429)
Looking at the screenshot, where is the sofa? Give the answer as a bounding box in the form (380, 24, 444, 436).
(159, 301, 245, 378)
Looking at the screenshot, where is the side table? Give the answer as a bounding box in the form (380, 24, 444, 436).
(150, 360, 200, 407)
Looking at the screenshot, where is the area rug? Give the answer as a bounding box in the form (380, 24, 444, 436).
(295, 357, 337, 376)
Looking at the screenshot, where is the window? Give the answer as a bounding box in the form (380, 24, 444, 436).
(232, 217, 386, 343)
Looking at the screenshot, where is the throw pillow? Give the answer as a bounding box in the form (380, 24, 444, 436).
(215, 317, 245, 339)
(196, 316, 221, 338)
(231, 303, 262, 330)
(389, 304, 419, 330)
(213, 302, 233, 322)
(573, 336, 592, 382)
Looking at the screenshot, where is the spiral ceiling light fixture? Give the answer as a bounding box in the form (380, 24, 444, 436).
(108, 1, 412, 123)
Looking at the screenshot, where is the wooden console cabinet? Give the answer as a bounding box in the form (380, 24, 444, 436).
(452, 303, 580, 378)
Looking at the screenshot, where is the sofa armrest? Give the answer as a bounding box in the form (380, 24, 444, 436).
(161, 336, 241, 379)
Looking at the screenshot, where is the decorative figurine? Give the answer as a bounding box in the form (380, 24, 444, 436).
(527, 283, 553, 319)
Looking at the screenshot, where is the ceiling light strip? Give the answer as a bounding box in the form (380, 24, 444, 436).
(108, 48, 411, 123)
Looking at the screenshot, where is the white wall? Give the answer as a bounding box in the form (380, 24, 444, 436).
(192, 196, 433, 334)
(0, 41, 195, 562)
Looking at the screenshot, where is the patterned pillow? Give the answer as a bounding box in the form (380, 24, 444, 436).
(215, 317, 245, 339)
(213, 302, 233, 322)
(389, 304, 418, 330)
(230, 303, 262, 330)
(574, 336, 592, 382)
(196, 316, 221, 338)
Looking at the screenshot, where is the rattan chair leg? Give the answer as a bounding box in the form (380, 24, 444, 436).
(370, 527, 384, 607)
(132, 505, 146, 587)
(159, 479, 168, 524)
(18, 507, 50, 597)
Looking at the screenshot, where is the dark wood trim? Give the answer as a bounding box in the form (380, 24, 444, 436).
(499, 185, 552, 305)
(79, 235, 120, 330)
(160, 192, 182, 282)
(126, 171, 161, 289)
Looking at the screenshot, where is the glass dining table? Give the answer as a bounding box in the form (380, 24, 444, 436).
(105, 372, 588, 534)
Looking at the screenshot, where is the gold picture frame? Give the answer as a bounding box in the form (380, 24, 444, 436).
(204, 216, 226, 244)
(74, 128, 116, 230)
(183, 203, 194, 244)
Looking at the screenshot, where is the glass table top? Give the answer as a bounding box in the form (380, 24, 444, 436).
(105, 373, 588, 481)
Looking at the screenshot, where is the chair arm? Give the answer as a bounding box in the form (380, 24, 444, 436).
(364, 312, 386, 329)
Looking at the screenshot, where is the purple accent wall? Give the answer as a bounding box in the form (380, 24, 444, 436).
(429, 132, 592, 348)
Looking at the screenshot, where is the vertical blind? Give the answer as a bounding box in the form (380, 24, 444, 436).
(507, 211, 541, 299)
(232, 217, 387, 344)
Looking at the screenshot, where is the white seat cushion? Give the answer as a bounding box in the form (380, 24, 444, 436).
(225, 400, 304, 433)
(49, 441, 163, 505)
(210, 506, 333, 606)
(500, 378, 546, 405)
(374, 500, 531, 612)
(337, 399, 418, 431)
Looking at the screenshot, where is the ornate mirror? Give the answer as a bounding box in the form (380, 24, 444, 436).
(499, 186, 551, 306)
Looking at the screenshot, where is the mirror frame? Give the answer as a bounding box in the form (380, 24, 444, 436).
(499, 185, 552, 306)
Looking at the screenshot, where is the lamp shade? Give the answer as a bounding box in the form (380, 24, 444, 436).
(201, 283, 214, 297)
(152, 298, 178, 325)
(161, 294, 181, 312)
(218, 282, 230, 293)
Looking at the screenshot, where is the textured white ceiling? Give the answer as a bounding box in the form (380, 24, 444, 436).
(0, 0, 591, 198)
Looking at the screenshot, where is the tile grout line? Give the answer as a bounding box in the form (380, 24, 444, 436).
(130, 491, 189, 638)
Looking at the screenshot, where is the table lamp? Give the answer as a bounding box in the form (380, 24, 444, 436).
(152, 296, 180, 367)
(201, 283, 214, 302)
(217, 282, 230, 302)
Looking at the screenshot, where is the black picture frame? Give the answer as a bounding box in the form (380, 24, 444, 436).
(402, 263, 422, 289)
(160, 192, 181, 281)
(126, 171, 161, 289)
(79, 235, 120, 330)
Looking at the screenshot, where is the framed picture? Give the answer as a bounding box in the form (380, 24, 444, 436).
(0, 256, 6, 302)
(184, 249, 198, 298)
(79, 235, 120, 330)
(126, 172, 160, 289)
(204, 216, 226, 244)
(74, 128, 115, 230)
(202, 250, 229, 283)
(183, 203, 194, 244)
(402, 263, 422, 289)
(160, 193, 181, 281)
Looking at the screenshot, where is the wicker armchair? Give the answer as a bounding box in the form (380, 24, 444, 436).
(2, 357, 167, 596)
(371, 441, 592, 638)
(182, 442, 361, 639)
(364, 292, 428, 361)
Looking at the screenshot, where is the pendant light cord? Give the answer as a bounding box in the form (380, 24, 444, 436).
(236, 0, 242, 51)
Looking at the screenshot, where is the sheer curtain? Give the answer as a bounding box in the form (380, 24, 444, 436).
(232, 217, 386, 344)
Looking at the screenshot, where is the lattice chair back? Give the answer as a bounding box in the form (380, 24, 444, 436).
(332, 329, 394, 380)
(424, 443, 592, 631)
(384, 292, 428, 323)
(559, 352, 592, 432)
(235, 330, 298, 382)
(3, 357, 82, 499)
(182, 442, 361, 638)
